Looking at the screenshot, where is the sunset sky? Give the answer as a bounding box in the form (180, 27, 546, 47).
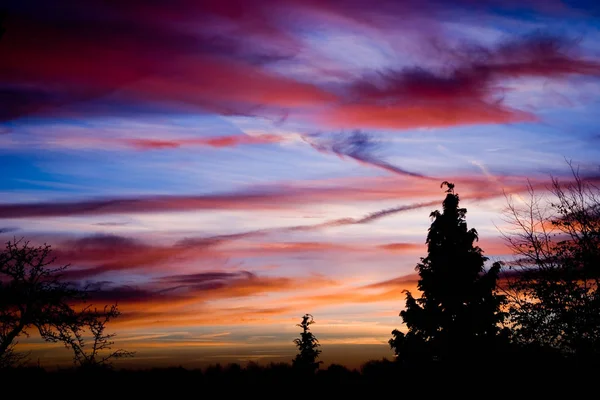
(1, 0, 600, 369)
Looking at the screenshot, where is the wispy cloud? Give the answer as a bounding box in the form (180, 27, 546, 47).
(303, 131, 434, 179)
(125, 134, 284, 150)
(49, 200, 433, 280)
(82, 272, 334, 327)
(322, 35, 600, 129)
(3, 1, 598, 127)
(0, 173, 540, 219)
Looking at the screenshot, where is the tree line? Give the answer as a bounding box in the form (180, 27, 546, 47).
(295, 164, 600, 372)
(1, 163, 600, 373)
(386, 165, 600, 368)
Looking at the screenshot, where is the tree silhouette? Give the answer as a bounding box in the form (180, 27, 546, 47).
(500, 163, 600, 359)
(390, 182, 506, 364)
(55, 304, 134, 369)
(292, 314, 322, 372)
(0, 239, 82, 366)
(0, 238, 132, 368)
(0, 11, 6, 40)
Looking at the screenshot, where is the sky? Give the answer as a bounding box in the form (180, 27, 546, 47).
(1, 0, 600, 369)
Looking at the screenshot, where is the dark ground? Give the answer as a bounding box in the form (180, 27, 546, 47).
(3, 355, 599, 396)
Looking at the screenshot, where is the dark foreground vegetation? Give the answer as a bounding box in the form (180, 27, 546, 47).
(2, 354, 599, 393)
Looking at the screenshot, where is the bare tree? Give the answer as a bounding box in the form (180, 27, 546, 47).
(0, 238, 133, 368)
(0, 239, 82, 367)
(55, 304, 134, 369)
(499, 162, 600, 357)
(0, 342, 28, 369)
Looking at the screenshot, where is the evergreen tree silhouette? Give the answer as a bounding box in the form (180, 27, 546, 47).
(292, 314, 322, 372)
(389, 182, 506, 365)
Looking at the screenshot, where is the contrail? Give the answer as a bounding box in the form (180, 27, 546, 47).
(179, 199, 439, 246)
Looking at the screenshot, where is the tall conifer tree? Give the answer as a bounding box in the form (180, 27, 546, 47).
(293, 314, 322, 372)
(390, 182, 506, 364)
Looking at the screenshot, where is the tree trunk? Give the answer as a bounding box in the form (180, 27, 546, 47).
(0, 323, 24, 358)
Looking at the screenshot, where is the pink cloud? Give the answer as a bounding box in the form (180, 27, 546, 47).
(0, 173, 556, 219)
(321, 35, 600, 129)
(124, 134, 284, 150)
(3, 1, 598, 126)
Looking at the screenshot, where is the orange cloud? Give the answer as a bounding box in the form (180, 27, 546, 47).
(231, 241, 423, 255)
(363, 274, 420, 291)
(271, 273, 421, 313)
(83, 271, 336, 328)
(378, 243, 424, 253)
(477, 237, 512, 256)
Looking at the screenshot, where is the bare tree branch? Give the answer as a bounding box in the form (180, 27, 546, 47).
(498, 163, 600, 356)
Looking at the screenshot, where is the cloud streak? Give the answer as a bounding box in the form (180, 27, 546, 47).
(85, 270, 418, 328)
(81, 270, 336, 327)
(304, 131, 434, 179)
(124, 134, 284, 150)
(0, 173, 553, 219)
(50, 200, 435, 280)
